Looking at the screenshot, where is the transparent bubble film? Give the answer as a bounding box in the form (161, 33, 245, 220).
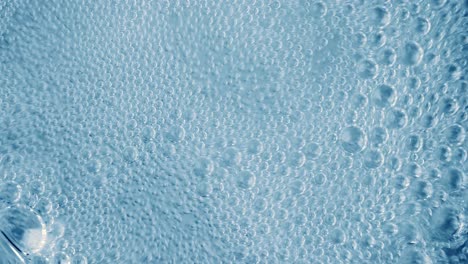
(0, 0, 466, 263)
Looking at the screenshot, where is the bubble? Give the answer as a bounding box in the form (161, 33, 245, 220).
(290, 180, 306, 195)
(193, 157, 214, 177)
(433, 146, 450, 164)
(0, 181, 22, 205)
(377, 48, 397, 65)
(357, 59, 378, 79)
(412, 180, 433, 199)
(303, 142, 322, 160)
(329, 228, 346, 244)
(440, 98, 459, 115)
(446, 64, 462, 81)
(253, 198, 267, 213)
(420, 114, 438, 128)
(309, 1, 327, 18)
(288, 152, 306, 168)
(349, 95, 367, 112)
(370, 31, 386, 48)
(370, 127, 388, 146)
(444, 168, 464, 191)
(123, 146, 138, 162)
(395, 175, 410, 190)
(141, 126, 156, 141)
(372, 84, 397, 108)
(369, 6, 391, 27)
(353, 32, 367, 48)
(363, 149, 384, 169)
(0, 206, 47, 255)
(221, 147, 242, 167)
(340, 126, 367, 153)
(385, 108, 408, 129)
(406, 162, 422, 178)
(453, 147, 467, 164)
(86, 159, 101, 173)
(237, 171, 256, 189)
(165, 126, 185, 142)
(406, 135, 423, 152)
(414, 17, 431, 35)
(383, 223, 398, 235)
(313, 173, 327, 186)
(431, 206, 463, 241)
(247, 139, 263, 155)
(445, 124, 465, 145)
(400, 41, 424, 66)
(196, 182, 213, 197)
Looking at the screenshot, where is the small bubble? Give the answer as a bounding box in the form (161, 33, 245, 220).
(406, 162, 422, 178)
(363, 149, 384, 169)
(193, 157, 214, 177)
(445, 124, 465, 145)
(309, 1, 327, 18)
(372, 84, 397, 108)
(351, 93, 368, 108)
(288, 152, 306, 168)
(329, 228, 346, 244)
(313, 172, 327, 186)
(221, 147, 242, 167)
(377, 48, 397, 66)
(141, 126, 156, 141)
(400, 41, 424, 66)
(385, 108, 408, 129)
(370, 31, 386, 48)
(370, 127, 388, 146)
(0, 181, 22, 205)
(165, 126, 185, 142)
(123, 146, 138, 162)
(237, 171, 256, 189)
(405, 135, 423, 152)
(340, 126, 367, 153)
(414, 17, 431, 35)
(86, 159, 101, 173)
(357, 59, 378, 79)
(444, 168, 464, 191)
(247, 139, 263, 155)
(253, 198, 267, 212)
(369, 6, 391, 27)
(303, 142, 322, 160)
(412, 180, 433, 199)
(420, 114, 438, 128)
(440, 97, 459, 115)
(196, 182, 213, 197)
(394, 175, 410, 190)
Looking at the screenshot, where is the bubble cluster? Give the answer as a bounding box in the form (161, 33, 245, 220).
(0, 0, 465, 263)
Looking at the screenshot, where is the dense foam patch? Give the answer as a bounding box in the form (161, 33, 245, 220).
(0, 0, 466, 263)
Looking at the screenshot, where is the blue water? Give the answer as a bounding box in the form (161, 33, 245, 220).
(0, 0, 467, 263)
